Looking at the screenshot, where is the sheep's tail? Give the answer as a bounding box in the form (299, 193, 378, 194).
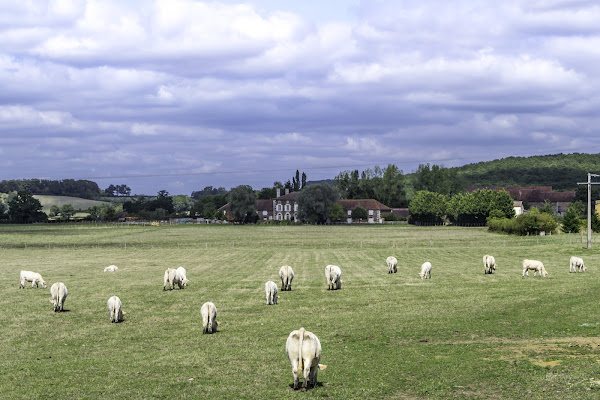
(207, 310, 213, 333)
(297, 328, 305, 375)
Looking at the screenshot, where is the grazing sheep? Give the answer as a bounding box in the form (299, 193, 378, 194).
(522, 259, 548, 277)
(175, 266, 189, 288)
(569, 256, 586, 273)
(418, 262, 432, 279)
(386, 256, 398, 274)
(104, 265, 119, 272)
(286, 327, 327, 391)
(19, 270, 47, 289)
(265, 281, 278, 305)
(483, 255, 496, 274)
(107, 296, 123, 323)
(325, 265, 342, 290)
(163, 268, 177, 290)
(279, 265, 294, 291)
(201, 302, 218, 334)
(50, 282, 68, 312)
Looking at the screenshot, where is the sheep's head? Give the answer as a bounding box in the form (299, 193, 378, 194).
(41, 280, 47, 289)
(183, 278, 189, 286)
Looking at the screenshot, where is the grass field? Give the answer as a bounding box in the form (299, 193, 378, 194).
(2, 224, 600, 399)
(33, 195, 110, 213)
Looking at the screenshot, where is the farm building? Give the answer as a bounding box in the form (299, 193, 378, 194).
(337, 199, 392, 224)
(468, 186, 575, 216)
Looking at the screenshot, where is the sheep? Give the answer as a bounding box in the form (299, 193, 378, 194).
(163, 268, 177, 290)
(522, 259, 548, 277)
(325, 265, 342, 290)
(569, 256, 586, 273)
(418, 262, 432, 279)
(386, 256, 398, 274)
(50, 282, 68, 312)
(107, 296, 123, 323)
(201, 302, 218, 334)
(279, 265, 294, 291)
(175, 266, 189, 288)
(483, 255, 496, 274)
(104, 265, 119, 272)
(286, 327, 327, 391)
(265, 280, 278, 305)
(19, 270, 47, 289)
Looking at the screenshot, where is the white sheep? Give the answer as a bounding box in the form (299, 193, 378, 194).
(104, 265, 119, 272)
(418, 262, 432, 279)
(386, 256, 398, 274)
(522, 259, 548, 277)
(19, 270, 47, 289)
(265, 280, 278, 305)
(201, 302, 218, 334)
(163, 268, 177, 290)
(569, 256, 586, 273)
(325, 265, 342, 290)
(279, 265, 294, 291)
(286, 327, 327, 391)
(107, 296, 123, 323)
(175, 266, 189, 288)
(50, 282, 68, 312)
(483, 255, 496, 274)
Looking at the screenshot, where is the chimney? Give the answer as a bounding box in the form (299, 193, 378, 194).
(276, 188, 280, 198)
(285, 188, 289, 195)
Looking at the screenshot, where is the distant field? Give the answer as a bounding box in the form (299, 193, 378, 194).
(34, 195, 110, 212)
(1, 224, 600, 399)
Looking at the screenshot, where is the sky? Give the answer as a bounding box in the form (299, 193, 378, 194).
(1, 0, 599, 195)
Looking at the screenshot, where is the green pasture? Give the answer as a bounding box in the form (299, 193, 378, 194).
(33, 195, 110, 213)
(1, 224, 600, 399)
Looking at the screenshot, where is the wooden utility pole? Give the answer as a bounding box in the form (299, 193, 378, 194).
(577, 173, 600, 249)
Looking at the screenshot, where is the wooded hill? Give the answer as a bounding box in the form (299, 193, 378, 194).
(453, 153, 600, 191)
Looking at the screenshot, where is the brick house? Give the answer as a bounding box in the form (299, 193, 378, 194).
(467, 186, 576, 216)
(336, 199, 392, 224)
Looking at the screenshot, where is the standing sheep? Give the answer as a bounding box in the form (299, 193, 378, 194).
(522, 259, 548, 277)
(279, 265, 294, 291)
(19, 270, 47, 289)
(50, 282, 68, 312)
(569, 256, 586, 273)
(107, 296, 123, 323)
(286, 327, 327, 391)
(175, 266, 189, 288)
(418, 262, 432, 279)
(163, 268, 177, 290)
(265, 281, 278, 305)
(201, 302, 218, 334)
(483, 255, 496, 274)
(325, 265, 342, 290)
(386, 256, 398, 274)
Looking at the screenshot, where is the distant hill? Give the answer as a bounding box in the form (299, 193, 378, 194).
(34, 195, 110, 213)
(453, 153, 600, 191)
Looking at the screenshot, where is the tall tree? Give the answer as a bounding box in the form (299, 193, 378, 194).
(229, 185, 257, 223)
(408, 190, 447, 225)
(8, 191, 47, 223)
(297, 183, 339, 223)
(301, 172, 307, 189)
(561, 204, 581, 233)
(60, 204, 76, 220)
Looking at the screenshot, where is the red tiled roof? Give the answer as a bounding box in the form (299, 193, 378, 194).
(337, 199, 392, 211)
(275, 191, 299, 201)
(466, 186, 575, 202)
(257, 199, 273, 212)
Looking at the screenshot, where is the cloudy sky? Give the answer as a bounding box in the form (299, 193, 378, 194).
(1, 0, 599, 195)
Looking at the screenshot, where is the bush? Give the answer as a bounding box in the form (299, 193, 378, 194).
(488, 212, 558, 236)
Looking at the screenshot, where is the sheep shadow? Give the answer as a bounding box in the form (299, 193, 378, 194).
(288, 382, 324, 391)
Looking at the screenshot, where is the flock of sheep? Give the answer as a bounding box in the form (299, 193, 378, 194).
(17, 253, 588, 391)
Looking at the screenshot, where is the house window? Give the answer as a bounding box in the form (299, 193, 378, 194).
(368, 209, 374, 216)
(285, 213, 291, 220)
(285, 204, 291, 212)
(294, 204, 298, 211)
(263, 210, 267, 216)
(276, 204, 282, 212)
(347, 210, 352, 216)
(277, 213, 283, 220)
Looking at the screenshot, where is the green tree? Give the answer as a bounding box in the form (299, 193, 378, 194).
(60, 204, 76, 220)
(49, 205, 60, 217)
(328, 203, 346, 222)
(229, 185, 257, 223)
(561, 204, 581, 233)
(7, 191, 47, 223)
(297, 183, 339, 223)
(172, 195, 194, 214)
(376, 164, 406, 207)
(351, 206, 368, 221)
(592, 211, 600, 233)
(408, 190, 447, 225)
(538, 199, 555, 215)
